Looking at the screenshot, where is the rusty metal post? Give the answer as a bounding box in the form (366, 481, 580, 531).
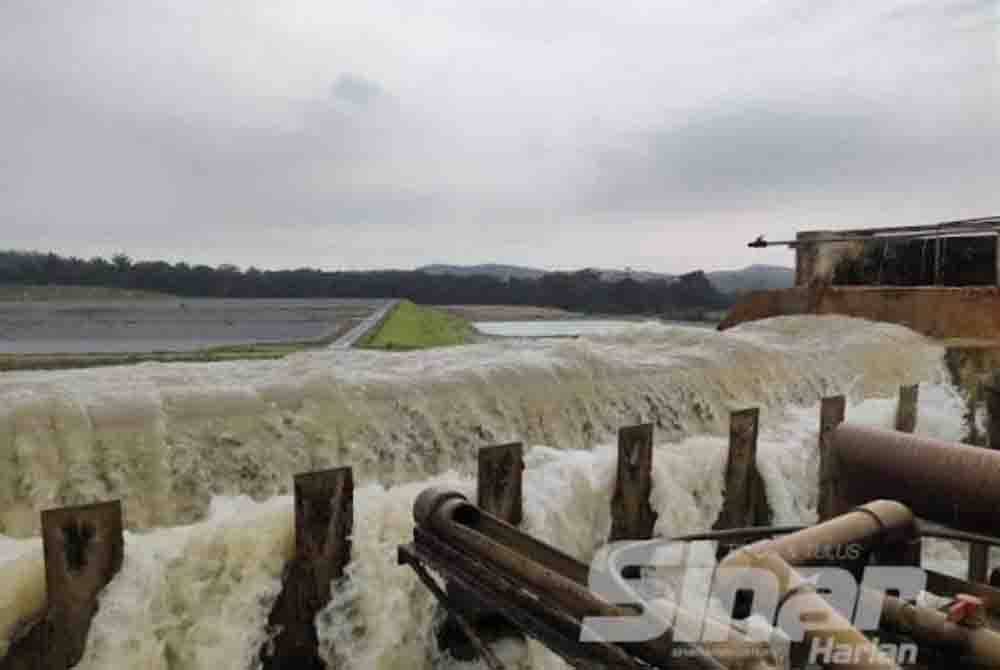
(261, 467, 353, 670)
(879, 537, 923, 568)
(609, 424, 657, 541)
(995, 234, 1000, 287)
(894, 384, 919, 433)
(477, 443, 523, 526)
(818, 396, 846, 521)
(714, 409, 772, 553)
(969, 544, 990, 583)
(0, 501, 123, 670)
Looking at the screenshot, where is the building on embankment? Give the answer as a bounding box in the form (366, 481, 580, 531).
(720, 215, 1000, 341)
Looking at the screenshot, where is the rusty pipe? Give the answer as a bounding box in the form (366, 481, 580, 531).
(731, 499, 1000, 666)
(414, 489, 613, 617)
(880, 596, 1000, 666)
(831, 425, 1000, 535)
(414, 488, 679, 667)
(720, 547, 899, 669)
(414, 489, 775, 669)
(414, 488, 589, 583)
(743, 501, 915, 566)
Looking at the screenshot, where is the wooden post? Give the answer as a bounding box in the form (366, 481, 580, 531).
(477, 443, 524, 525)
(438, 444, 525, 659)
(894, 384, 919, 433)
(818, 396, 847, 521)
(0, 501, 123, 670)
(609, 424, 657, 542)
(714, 408, 772, 530)
(261, 467, 353, 670)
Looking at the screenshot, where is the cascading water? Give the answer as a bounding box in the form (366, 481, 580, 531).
(0, 315, 973, 669)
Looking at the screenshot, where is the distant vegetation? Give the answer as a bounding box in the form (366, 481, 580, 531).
(0, 284, 171, 301)
(419, 263, 547, 281)
(360, 300, 474, 350)
(419, 262, 794, 294)
(705, 265, 795, 293)
(0, 250, 733, 317)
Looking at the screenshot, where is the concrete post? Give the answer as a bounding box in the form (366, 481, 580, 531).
(894, 384, 919, 433)
(0, 501, 123, 670)
(261, 467, 353, 670)
(609, 424, 657, 542)
(477, 443, 524, 526)
(818, 396, 847, 521)
(794, 232, 826, 286)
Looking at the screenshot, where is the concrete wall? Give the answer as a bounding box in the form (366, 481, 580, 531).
(794, 231, 869, 286)
(719, 286, 1000, 340)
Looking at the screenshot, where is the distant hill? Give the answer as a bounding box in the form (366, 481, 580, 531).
(417, 264, 547, 280)
(418, 263, 794, 294)
(419, 264, 674, 283)
(587, 268, 675, 283)
(707, 265, 795, 293)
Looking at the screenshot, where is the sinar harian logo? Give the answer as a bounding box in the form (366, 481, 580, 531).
(581, 540, 923, 665)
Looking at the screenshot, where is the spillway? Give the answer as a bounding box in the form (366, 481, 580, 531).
(0, 315, 974, 669)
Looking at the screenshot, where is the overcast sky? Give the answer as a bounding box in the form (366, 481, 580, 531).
(2, 1, 998, 273)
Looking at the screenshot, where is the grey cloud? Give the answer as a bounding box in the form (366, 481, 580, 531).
(579, 101, 999, 218)
(1, 0, 998, 272)
(332, 74, 385, 107)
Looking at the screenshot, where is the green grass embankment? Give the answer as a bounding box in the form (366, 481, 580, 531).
(360, 300, 474, 350)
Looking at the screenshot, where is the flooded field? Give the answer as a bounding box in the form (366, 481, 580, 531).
(0, 299, 386, 354)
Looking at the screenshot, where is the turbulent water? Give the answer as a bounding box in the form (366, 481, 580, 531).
(0, 315, 976, 668)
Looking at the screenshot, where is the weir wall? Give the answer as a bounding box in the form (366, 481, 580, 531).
(720, 286, 1000, 341)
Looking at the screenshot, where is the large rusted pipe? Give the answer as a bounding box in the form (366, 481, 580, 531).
(831, 424, 1000, 536)
(745, 501, 915, 566)
(731, 500, 1000, 667)
(880, 596, 1000, 665)
(413, 489, 773, 670)
(720, 547, 899, 669)
(413, 488, 677, 668)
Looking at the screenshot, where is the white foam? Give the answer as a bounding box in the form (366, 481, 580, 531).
(0, 316, 945, 538)
(0, 316, 968, 668)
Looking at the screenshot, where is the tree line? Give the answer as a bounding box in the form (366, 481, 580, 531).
(0, 250, 733, 316)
